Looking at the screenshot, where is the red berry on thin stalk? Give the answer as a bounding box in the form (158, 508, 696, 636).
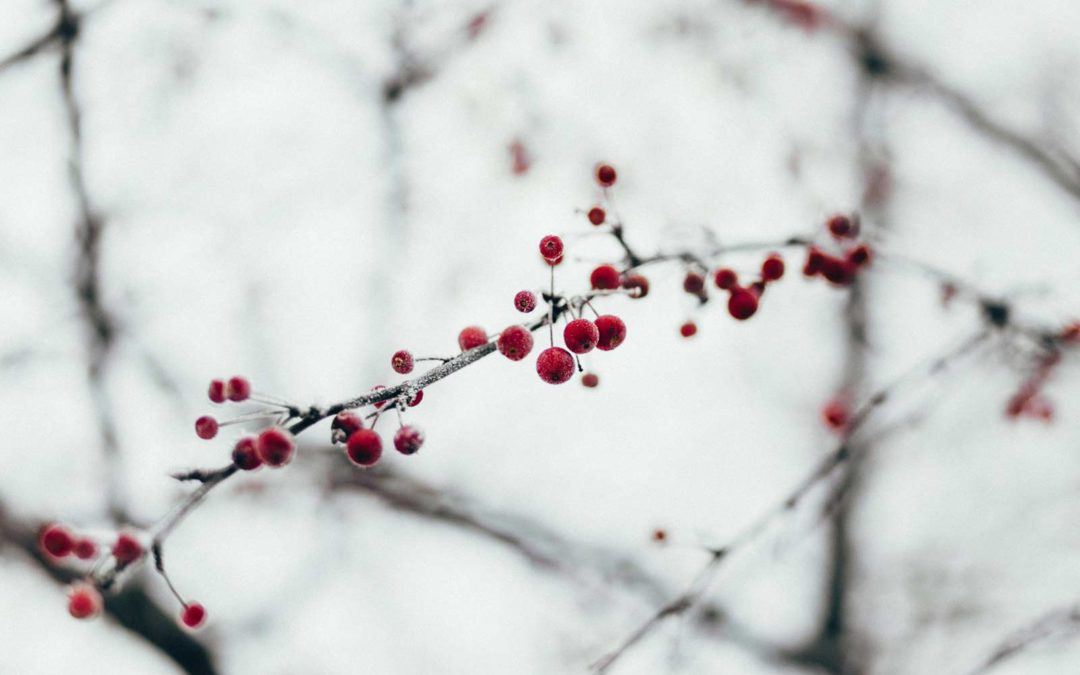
(621, 274, 649, 299)
(40, 524, 75, 558)
(194, 416, 218, 440)
(679, 321, 698, 338)
(181, 603, 207, 629)
(391, 350, 414, 374)
(714, 268, 737, 290)
(226, 376, 251, 402)
(346, 429, 382, 467)
(68, 583, 103, 620)
(112, 532, 144, 566)
(727, 289, 758, 320)
(539, 235, 564, 262)
(207, 379, 226, 404)
(564, 319, 600, 354)
(393, 425, 425, 455)
(514, 290, 537, 313)
(587, 207, 606, 225)
(536, 347, 575, 384)
(590, 265, 621, 290)
(256, 427, 295, 468)
(761, 254, 785, 281)
(232, 437, 262, 471)
(581, 373, 599, 388)
(596, 164, 617, 187)
(497, 325, 534, 361)
(595, 315, 627, 351)
(458, 326, 488, 351)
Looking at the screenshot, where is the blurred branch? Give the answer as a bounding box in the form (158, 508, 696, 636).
(966, 603, 1080, 674)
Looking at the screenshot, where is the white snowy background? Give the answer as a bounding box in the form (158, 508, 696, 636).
(1, 1, 1080, 674)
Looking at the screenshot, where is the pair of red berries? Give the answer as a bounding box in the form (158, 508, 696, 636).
(207, 376, 251, 403)
(536, 315, 627, 385)
(39, 523, 97, 561)
(331, 411, 424, 467)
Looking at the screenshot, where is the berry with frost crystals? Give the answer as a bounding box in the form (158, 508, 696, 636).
(208, 379, 226, 403)
(595, 315, 627, 351)
(563, 318, 600, 354)
(231, 437, 262, 471)
(514, 290, 537, 313)
(536, 347, 575, 384)
(458, 326, 488, 351)
(587, 207, 606, 225)
(823, 399, 849, 431)
(332, 411, 365, 437)
(256, 427, 295, 468)
(393, 425, 425, 455)
(621, 274, 649, 299)
(683, 272, 706, 295)
(497, 325, 534, 361)
(68, 583, 103, 620)
(761, 254, 785, 281)
(581, 373, 599, 388)
(596, 163, 617, 187)
(407, 390, 424, 407)
(714, 268, 737, 290)
(728, 289, 758, 320)
(40, 524, 74, 558)
(112, 532, 144, 566)
(181, 603, 206, 629)
(194, 416, 218, 440)
(590, 265, 621, 290)
(679, 321, 697, 338)
(74, 538, 97, 560)
(346, 429, 382, 467)
(391, 350, 414, 374)
(226, 376, 251, 402)
(539, 235, 564, 263)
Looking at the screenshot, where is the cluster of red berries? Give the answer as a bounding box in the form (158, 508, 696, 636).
(683, 251, 785, 331)
(196, 375, 257, 440)
(803, 214, 872, 286)
(329, 410, 424, 468)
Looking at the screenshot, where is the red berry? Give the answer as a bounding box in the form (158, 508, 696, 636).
(590, 264, 621, 290)
(846, 244, 872, 268)
(207, 379, 226, 404)
(536, 347, 575, 384)
(679, 321, 697, 338)
(823, 399, 850, 431)
(595, 315, 627, 351)
(231, 437, 262, 471)
(652, 529, 668, 543)
(821, 256, 857, 286)
(458, 326, 488, 351)
(226, 376, 251, 402)
(683, 272, 706, 295)
(596, 163, 617, 187)
(713, 268, 737, 290)
(581, 372, 599, 388)
(621, 274, 649, 299)
(391, 350, 414, 374)
(73, 538, 97, 560)
(393, 425, 425, 455)
(761, 254, 785, 281)
(539, 235, 564, 262)
(826, 213, 855, 239)
(256, 427, 295, 468)
(346, 429, 382, 467)
(407, 390, 424, 407)
(112, 532, 144, 566)
(332, 411, 365, 437)
(727, 289, 759, 320)
(181, 603, 206, 629)
(40, 524, 75, 558)
(563, 318, 600, 354)
(803, 247, 825, 276)
(514, 290, 537, 313)
(194, 416, 218, 440)
(497, 325, 534, 361)
(371, 384, 389, 409)
(67, 583, 103, 620)
(587, 207, 606, 225)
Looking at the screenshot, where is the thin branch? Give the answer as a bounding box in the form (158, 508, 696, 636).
(967, 603, 1080, 674)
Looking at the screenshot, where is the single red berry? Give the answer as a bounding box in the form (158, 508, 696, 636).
(683, 272, 706, 295)
(679, 321, 697, 338)
(40, 524, 75, 558)
(207, 379, 226, 404)
(497, 325, 534, 361)
(73, 538, 97, 560)
(595, 163, 617, 187)
(821, 256, 857, 286)
(714, 268, 737, 290)
(761, 254, 785, 281)
(514, 290, 537, 313)
(391, 350, 414, 374)
(407, 390, 424, 407)
(112, 532, 144, 566)
(458, 326, 488, 351)
(803, 247, 825, 276)
(590, 264, 621, 290)
(595, 315, 627, 351)
(536, 347, 575, 384)
(563, 318, 600, 354)
(846, 244, 872, 268)
(393, 425, 425, 455)
(332, 411, 365, 437)
(226, 376, 251, 402)
(587, 207, 606, 225)
(727, 289, 759, 320)
(826, 213, 855, 239)
(621, 274, 649, 299)
(194, 416, 218, 440)
(539, 235, 564, 262)
(181, 603, 206, 629)
(371, 384, 389, 409)
(231, 437, 262, 471)
(346, 429, 382, 467)
(823, 398, 850, 431)
(256, 427, 295, 468)
(581, 372, 599, 388)
(652, 528, 667, 543)
(67, 583, 103, 620)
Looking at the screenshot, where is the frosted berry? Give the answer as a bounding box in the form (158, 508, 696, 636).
(407, 390, 424, 407)
(346, 429, 382, 467)
(727, 289, 758, 320)
(393, 425, 425, 455)
(539, 235, 564, 262)
(590, 265, 621, 290)
(371, 384, 389, 409)
(595, 314, 627, 351)
(391, 350, 414, 374)
(536, 347, 575, 384)
(545, 254, 564, 267)
(207, 379, 226, 404)
(827, 214, 855, 239)
(587, 207, 606, 225)
(846, 244, 872, 268)
(194, 416, 218, 440)
(683, 272, 706, 295)
(497, 325, 534, 361)
(563, 318, 600, 354)
(74, 538, 97, 560)
(596, 163, 617, 187)
(514, 290, 537, 313)
(332, 411, 365, 437)
(458, 326, 488, 351)
(621, 274, 649, 299)
(581, 372, 599, 388)
(761, 254, 785, 281)
(679, 321, 698, 338)
(714, 268, 737, 290)
(112, 532, 144, 566)
(256, 427, 295, 468)
(231, 437, 262, 471)
(181, 603, 206, 629)
(226, 376, 251, 402)
(68, 583, 103, 620)
(40, 524, 75, 558)
(823, 399, 850, 431)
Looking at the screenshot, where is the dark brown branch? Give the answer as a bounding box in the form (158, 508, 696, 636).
(967, 603, 1080, 674)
